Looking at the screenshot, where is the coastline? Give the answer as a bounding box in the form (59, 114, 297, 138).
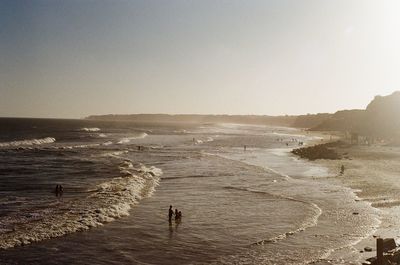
(293, 135, 400, 263)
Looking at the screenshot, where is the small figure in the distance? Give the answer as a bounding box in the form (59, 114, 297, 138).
(340, 165, 345, 175)
(175, 210, 182, 223)
(54, 184, 64, 197)
(175, 209, 179, 219)
(244, 145, 247, 151)
(168, 205, 174, 222)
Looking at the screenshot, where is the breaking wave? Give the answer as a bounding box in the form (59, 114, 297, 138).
(118, 133, 148, 144)
(0, 137, 56, 148)
(0, 161, 162, 249)
(81, 128, 101, 132)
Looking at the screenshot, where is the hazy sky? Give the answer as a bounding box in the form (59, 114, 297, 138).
(1, 0, 400, 118)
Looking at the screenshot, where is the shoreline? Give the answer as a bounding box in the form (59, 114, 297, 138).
(292, 135, 400, 263)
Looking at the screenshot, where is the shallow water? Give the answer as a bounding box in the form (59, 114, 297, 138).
(0, 119, 379, 264)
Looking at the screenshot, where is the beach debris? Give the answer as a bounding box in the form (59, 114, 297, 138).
(353, 212, 360, 215)
(364, 247, 373, 252)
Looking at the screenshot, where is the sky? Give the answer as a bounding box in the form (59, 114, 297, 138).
(1, 0, 400, 118)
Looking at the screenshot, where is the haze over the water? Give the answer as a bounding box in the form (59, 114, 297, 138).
(1, 0, 400, 118)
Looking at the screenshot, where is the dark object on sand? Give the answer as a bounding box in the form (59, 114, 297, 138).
(364, 238, 398, 265)
(291, 141, 343, 161)
(382, 238, 396, 253)
(364, 247, 373, 252)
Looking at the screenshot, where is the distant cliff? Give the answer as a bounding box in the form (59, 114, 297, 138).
(308, 91, 400, 139)
(310, 109, 366, 132)
(364, 91, 400, 138)
(86, 91, 400, 139)
(86, 114, 298, 127)
(291, 113, 332, 129)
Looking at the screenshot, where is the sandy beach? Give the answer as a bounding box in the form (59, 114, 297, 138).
(301, 140, 400, 264)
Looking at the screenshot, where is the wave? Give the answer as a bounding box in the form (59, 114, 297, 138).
(100, 150, 129, 158)
(194, 137, 214, 145)
(117, 133, 148, 144)
(223, 186, 322, 246)
(0, 137, 56, 148)
(0, 162, 162, 249)
(81, 128, 101, 132)
(58, 143, 101, 150)
(162, 175, 217, 181)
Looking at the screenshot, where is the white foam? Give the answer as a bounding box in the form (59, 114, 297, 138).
(59, 143, 100, 150)
(0, 163, 162, 249)
(0, 137, 56, 148)
(100, 150, 129, 158)
(117, 133, 148, 144)
(81, 128, 101, 132)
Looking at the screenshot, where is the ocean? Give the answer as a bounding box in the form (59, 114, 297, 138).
(0, 118, 380, 264)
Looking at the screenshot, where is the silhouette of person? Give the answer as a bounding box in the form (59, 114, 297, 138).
(175, 209, 179, 220)
(340, 165, 345, 175)
(168, 205, 174, 222)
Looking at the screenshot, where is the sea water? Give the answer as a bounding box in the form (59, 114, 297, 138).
(0, 118, 379, 264)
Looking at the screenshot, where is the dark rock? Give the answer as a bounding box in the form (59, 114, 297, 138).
(291, 142, 342, 160)
(382, 238, 396, 252)
(364, 247, 373, 252)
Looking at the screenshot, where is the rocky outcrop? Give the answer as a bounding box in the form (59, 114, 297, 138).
(291, 142, 343, 160)
(308, 91, 400, 140)
(364, 91, 400, 138)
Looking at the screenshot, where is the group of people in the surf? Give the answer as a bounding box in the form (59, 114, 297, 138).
(54, 184, 64, 197)
(168, 205, 182, 222)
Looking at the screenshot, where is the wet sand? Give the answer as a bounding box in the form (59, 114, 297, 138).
(308, 142, 400, 263)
